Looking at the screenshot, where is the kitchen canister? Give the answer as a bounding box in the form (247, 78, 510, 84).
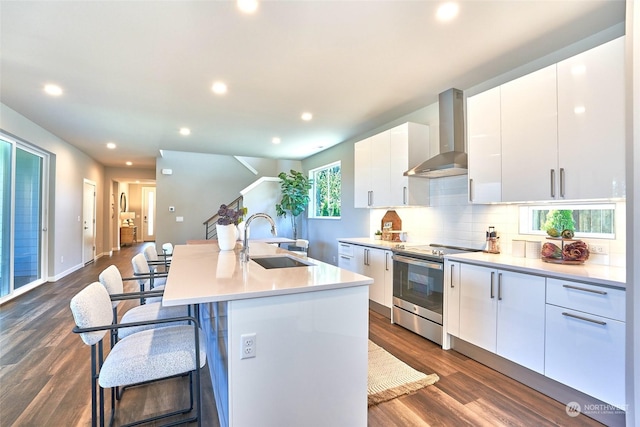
(512, 240, 526, 257)
(526, 240, 542, 259)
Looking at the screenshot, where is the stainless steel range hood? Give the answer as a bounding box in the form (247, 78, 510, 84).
(404, 88, 467, 178)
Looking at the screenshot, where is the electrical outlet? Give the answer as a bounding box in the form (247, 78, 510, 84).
(240, 333, 256, 359)
(588, 244, 608, 255)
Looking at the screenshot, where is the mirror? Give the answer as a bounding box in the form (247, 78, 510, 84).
(120, 192, 127, 212)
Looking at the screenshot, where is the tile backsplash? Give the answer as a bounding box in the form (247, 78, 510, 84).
(370, 175, 626, 267)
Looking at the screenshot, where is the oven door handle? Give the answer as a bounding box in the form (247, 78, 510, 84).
(392, 255, 443, 270)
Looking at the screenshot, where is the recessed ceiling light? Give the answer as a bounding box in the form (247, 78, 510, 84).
(436, 2, 459, 22)
(301, 112, 313, 121)
(44, 84, 63, 96)
(272, 137, 281, 144)
(574, 105, 586, 114)
(237, 0, 258, 14)
(126, 161, 133, 166)
(211, 81, 228, 95)
(180, 127, 191, 136)
(106, 142, 117, 149)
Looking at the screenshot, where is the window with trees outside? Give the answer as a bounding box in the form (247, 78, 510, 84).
(519, 204, 615, 239)
(309, 161, 341, 219)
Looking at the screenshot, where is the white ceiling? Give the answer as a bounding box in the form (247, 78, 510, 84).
(0, 1, 625, 169)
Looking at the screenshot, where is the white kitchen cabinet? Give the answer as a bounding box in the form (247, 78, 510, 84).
(467, 86, 502, 203)
(354, 131, 389, 208)
(361, 247, 392, 308)
(476, 37, 625, 203)
(337, 242, 392, 308)
(495, 270, 546, 373)
(458, 263, 545, 373)
(545, 305, 625, 408)
(557, 37, 625, 199)
(545, 278, 626, 408)
(443, 259, 460, 349)
(338, 242, 355, 271)
(354, 122, 429, 208)
(389, 123, 430, 206)
(501, 64, 558, 202)
(458, 263, 498, 351)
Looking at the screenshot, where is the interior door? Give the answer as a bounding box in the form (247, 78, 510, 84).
(141, 186, 156, 242)
(82, 180, 96, 264)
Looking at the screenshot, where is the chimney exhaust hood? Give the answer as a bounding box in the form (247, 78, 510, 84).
(404, 88, 467, 178)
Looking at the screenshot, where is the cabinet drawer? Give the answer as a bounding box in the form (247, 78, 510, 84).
(338, 242, 354, 257)
(338, 254, 355, 272)
(546, 278, 625, 321)
(545, 304, 625, 408)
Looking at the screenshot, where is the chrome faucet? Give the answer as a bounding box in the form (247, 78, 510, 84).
(241, 213, 277, 262)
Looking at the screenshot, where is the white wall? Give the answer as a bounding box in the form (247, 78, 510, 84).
(0, 103, 105, 279)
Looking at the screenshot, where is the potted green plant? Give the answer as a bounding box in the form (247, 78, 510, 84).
(275, 170, 312, 240)
(374, 230, 382, 240)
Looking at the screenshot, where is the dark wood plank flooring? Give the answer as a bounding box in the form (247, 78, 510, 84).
(0, 243, 604, 426)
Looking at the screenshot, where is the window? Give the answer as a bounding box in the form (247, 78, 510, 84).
(519, 204, 615, 239)
(309, 161, 341, 219)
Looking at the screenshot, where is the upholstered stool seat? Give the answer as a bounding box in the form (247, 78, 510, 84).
(99, 324, 206, 388)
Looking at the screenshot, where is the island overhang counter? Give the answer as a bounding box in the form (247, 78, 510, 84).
(163, 242, 373, 427)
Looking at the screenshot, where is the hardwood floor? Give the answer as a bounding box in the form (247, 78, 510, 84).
(0, 243, 604, 426)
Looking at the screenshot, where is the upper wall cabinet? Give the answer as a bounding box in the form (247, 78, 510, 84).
(467, 86, 502, 203)
(556, 37, 625, 200)
(467, 36, 625, 203)
(354, 122, 429, 208)
(501, 64, 559, 202)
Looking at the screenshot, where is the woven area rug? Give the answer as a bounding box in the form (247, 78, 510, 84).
(368, 340, 439, 406)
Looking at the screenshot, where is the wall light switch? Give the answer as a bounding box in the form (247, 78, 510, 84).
(169, 206, 175, 212)
(176, 216, 184, 222)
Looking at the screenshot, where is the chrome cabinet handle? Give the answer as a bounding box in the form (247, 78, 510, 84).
(450, 263, 455, 288)
(562, 284, 607, 295)
(562, 312, 606, 326)
(560, 168, 565, 198)
(339, 255, 350, 260)
(490, 271, 495, 299)
(469, 178, 474, 202)
(403, 186, 408, 205)
(550, 169, 556, 198)
(497, 273, 503, 300)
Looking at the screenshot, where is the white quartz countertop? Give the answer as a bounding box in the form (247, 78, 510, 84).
(162, 242, 373, 306)
(446, 252, 626, 289)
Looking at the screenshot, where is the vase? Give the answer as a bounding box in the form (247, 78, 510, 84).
(216, 223, 238, 251)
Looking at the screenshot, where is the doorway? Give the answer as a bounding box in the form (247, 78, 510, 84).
(141, 186, 156, 242)
(82, 179, 96, 264)
(0, 134, 49, 301)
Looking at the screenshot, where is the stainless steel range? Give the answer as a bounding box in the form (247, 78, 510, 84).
(392, 244, 480, 345)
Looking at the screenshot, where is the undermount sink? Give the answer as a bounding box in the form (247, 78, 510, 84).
(251, 255, 315, 269)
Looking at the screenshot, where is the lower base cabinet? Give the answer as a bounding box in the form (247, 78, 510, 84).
(544, 278, 626, 409)
(457, 263, 546, 374)
(448, 261, 626, 410)
(338, 242, 392, 308)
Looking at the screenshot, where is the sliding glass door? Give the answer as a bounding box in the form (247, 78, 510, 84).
(0, 134, 48, 300)
(0, 139, 11, 297)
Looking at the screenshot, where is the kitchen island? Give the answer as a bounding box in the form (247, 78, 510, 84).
(162, 242, 373, 427)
